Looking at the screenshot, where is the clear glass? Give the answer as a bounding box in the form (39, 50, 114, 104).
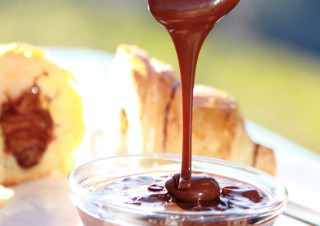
(68, 154, 287, 226)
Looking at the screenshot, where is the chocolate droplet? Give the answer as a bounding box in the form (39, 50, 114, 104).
(148, 184, 165, 192)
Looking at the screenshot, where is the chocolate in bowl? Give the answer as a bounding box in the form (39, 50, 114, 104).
(68, 154, 287, 226)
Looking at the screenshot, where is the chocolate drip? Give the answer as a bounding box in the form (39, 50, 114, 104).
(148, 0, 240, 201)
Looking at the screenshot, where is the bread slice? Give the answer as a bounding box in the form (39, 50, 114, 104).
(107, 44, 276, 175)
(0, 43, 85, 185)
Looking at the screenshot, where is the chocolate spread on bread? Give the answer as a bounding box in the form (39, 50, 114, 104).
(0, 85, 53, 168)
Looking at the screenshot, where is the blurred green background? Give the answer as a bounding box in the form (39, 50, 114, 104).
(1, 0, 319, 155)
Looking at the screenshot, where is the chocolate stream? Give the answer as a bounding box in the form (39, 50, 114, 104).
(148, 0, 240, 201)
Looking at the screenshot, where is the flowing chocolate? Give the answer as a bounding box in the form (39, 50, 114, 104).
(148, 0, 240, 201)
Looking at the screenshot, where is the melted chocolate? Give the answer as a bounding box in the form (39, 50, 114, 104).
(106, 174, 266, 212)
(165, 173, 220, 202)
(148, 0, 240, 201)
(0, 85, 53, 168)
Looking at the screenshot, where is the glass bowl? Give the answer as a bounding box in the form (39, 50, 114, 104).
(68, 154, 287, 226)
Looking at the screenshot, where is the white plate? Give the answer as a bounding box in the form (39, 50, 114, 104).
(0, 47, 319, 226)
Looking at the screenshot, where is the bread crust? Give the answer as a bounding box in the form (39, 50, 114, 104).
(254, 145, 276, 175)
(108, 44, 276, 175)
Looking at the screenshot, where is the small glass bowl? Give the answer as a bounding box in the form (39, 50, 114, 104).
(68, 154, 287, 226)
